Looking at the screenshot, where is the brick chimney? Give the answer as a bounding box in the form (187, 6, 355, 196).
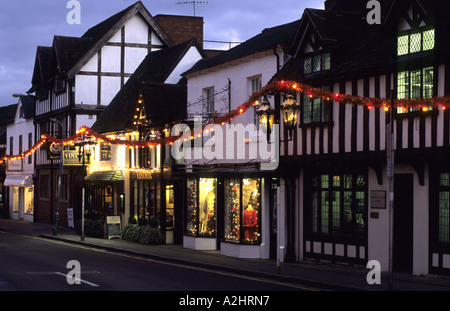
(154, 15, 204, 46)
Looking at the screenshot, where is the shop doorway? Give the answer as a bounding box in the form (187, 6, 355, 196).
(393, 174, 414, 274)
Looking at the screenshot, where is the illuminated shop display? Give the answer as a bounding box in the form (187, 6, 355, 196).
(185, 178, 216, 237)
(224, 178, 261, 245)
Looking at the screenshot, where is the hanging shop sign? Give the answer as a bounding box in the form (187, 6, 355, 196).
(48, 142, 62, 160)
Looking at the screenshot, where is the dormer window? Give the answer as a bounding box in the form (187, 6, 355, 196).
(397, 28, 435, 56)
(303, 52, 331, 74)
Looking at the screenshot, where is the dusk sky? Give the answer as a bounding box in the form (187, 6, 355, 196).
(0, 0, 325, 107)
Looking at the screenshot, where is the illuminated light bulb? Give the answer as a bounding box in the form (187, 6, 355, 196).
(423, 107, 428, 112)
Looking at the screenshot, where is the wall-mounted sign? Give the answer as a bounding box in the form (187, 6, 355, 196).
(371, 190, 386, 209)
(62, 150, 90, 166)
(7, 159, 23, 172)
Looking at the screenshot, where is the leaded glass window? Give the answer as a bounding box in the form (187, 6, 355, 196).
(397, 66, 434, 113)
(303, 53, 331, 74)
(310, 173, 367, 238)
(302, 86, 331, 124)
(397, 28, 435, 56)
(439, 173, 450, 243)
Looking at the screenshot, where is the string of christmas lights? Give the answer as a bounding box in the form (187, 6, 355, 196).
(3, 79, 450, 162)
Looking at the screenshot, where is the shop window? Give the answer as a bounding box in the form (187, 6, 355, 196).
(166, 185, 174, 231)
(224, 178, 261, 245)
(186, 179, 198, 235)
(25, 187, 34, 215)
(310, 173, 366, 238)
(185, 178, 216, 237)
(13, 187, 19, 213)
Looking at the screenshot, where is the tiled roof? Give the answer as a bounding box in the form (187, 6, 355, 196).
(183, 19, 301, 76)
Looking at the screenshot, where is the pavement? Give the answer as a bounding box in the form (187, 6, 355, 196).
(1, 219, 450, 291)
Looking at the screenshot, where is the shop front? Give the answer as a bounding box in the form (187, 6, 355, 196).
(184, 172, 273, 259)
(4, 174, 34, 222)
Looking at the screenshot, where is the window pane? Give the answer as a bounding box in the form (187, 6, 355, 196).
(332, 191, 341, 233)
(186, 179, 198, 235)
(398, 34, 409, 56)
(321, 175, 329, 189)
(321, 191, 329, 234)
(312, 191, 318, 233)
(303, 95, 313, 124)
(441, 173, 450, 187)
(199, 178, 216, 237)
(410, 32, 422, 53)
(225, 179, 240, 242)
(439, 191, 450, 243)
(423, 66, 434, 98)
(313, 55, 321, 72)
(333, 175, 340, 187)
(242, 178, 261, 244)
(397, 71, 409, 100)
(410, 69, 422, 99)
(343, 191, 353, 234)
(423, 29, 435, 51)
(304, 57, 312, 74)
(355, 191, 366, 234)
(312, 98, 322, 123)
(323, 53, 331, 70)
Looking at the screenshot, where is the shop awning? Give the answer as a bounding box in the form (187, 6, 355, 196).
(85, 170, 124, 182)
(4, 175, 33, 187)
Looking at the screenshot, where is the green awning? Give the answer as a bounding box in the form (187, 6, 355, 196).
(85, 170, 124, 182)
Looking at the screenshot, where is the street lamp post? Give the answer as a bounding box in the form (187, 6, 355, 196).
(75, 136, 94, 241)
(257, 93, 300, 274)
(49, 118, 64, 236)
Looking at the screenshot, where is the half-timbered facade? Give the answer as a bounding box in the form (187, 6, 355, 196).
(274, 0, 450, 276)
(27, 1, 191, 226)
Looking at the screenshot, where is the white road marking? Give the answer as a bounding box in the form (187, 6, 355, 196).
(54, 272, 100, 287)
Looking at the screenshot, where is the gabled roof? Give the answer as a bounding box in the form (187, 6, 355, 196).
(65, 1, 173, 79)
(92, 39, 204, 133)
(183, 19, 301, 76)
(0, 104, 19, 126)
(19, 96, 35, 119)
(52, 36, 96, 74)
(30, 46, 53, 91)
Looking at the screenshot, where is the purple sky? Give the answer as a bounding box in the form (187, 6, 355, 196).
(0, 0, 325, 107)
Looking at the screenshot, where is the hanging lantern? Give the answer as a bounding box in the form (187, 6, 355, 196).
(281, 93, 300, 140)
(257, 96, 276, 141)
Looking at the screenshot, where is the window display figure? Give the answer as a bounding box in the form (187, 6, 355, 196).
(200, 189, 215, 236)
(243, 204, 257, 241)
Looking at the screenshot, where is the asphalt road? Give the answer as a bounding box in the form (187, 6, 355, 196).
(0, 231, 318, 294)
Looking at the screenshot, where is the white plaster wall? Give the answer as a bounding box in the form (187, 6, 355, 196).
(101, 46, 121, 72)
(76, 114, 96, 130)
(125, 47, 148, 74)
(125, 15, 149, 44)
(368, 164, 429, 275)
(101, 76, 121, 106)
(75, 75, 97, 105)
